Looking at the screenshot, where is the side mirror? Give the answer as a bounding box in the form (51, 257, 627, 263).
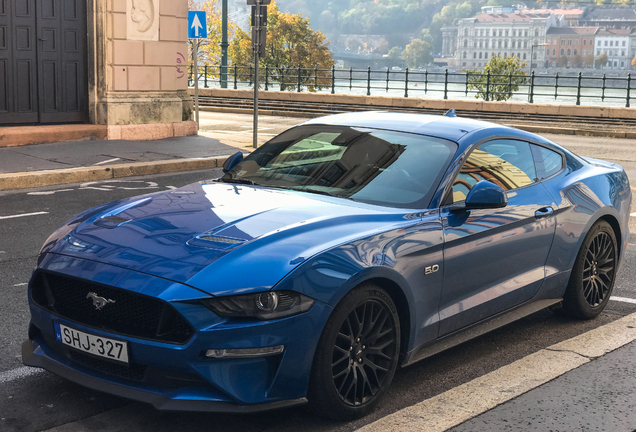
(222, 152, 244, 174)
(450, 180, 508, 213)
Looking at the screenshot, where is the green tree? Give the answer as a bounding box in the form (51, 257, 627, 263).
(467, 55, 528, 101)
(558, 55, 568, 68)
(229, 1, 334, 91)
(597, 52, 609, 67)
(584, 53, 595, 68)
(402, 39, 433, 69)
(571, 54, 583, 68)
(388, 46, 403, 63)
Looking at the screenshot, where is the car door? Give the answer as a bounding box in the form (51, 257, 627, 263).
(438, 139, 557, 337)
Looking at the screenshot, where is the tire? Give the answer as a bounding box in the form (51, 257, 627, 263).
(307, 284, 401, 421)
(562, 220, 618, 320)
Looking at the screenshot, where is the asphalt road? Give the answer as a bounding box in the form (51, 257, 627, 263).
(1, 166, 635, 432)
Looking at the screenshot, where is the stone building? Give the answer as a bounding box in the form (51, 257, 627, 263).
(456, 11, 559, 69)
(579, 7, 636, 29)
(545, 27, 598, 68)
(0, 0, 193, 133)
(594, 28, 632, 70)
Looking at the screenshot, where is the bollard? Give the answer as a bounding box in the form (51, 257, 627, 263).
(601, 73, 606, 101)
(297, 65, 302, 92)
(554, 72, 559, 100)
(528, 71, 535, 103)
(204, 65, 208, 88)
(386, 68, 390, 93)
(627, 73, 632, 108)
(265, 65, 269, 91)
(233, 65, 238, 90)
(367, 67, 371, 96)
(349, 67, 353, 91)
(424, 69, 428, 94)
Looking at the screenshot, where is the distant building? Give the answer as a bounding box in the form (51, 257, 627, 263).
(441, 26, 458, 59)
(594, 28, 632, 69)
(456, 11, 561, 69)
(579, 7, 636, 29)
(545, 27, 598, 68)
(522, 8, 584, 26)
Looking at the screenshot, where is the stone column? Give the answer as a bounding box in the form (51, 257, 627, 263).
(88, 0, 195, 138)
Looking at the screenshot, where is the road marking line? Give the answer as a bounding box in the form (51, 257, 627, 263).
(611, 296, 636, 304)
(356, 312, 636, 432)
(0, 366, 44, 384)
(28, 189, 74, 196)
(13, 283, 27, 287)
(0, 212, 49, 220)
(94, 158, 121, 166)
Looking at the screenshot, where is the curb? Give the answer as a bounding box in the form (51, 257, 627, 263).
(199, 106, 636, 139)
(0, 156, 231, 192)
(356, 311, 636, 432)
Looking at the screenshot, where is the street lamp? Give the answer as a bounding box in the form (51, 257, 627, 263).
(530, 42, 548, 74)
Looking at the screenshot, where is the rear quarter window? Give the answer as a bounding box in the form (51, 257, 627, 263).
(532, 145, 564, 180)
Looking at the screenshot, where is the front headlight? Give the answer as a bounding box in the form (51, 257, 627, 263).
(200, 291, 315, 320)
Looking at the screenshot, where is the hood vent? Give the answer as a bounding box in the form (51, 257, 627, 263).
(188, 234, 247, 250)
(103, 216, 130, 224)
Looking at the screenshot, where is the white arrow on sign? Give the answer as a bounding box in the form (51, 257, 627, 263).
(191, 13, 204, 37)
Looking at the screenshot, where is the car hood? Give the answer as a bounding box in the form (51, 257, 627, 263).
(44, 182, 413, 296)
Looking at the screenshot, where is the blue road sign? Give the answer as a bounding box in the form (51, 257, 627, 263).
(188, 11, 207, 39)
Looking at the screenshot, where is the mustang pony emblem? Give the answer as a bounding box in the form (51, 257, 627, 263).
(86, 292, 116, 310)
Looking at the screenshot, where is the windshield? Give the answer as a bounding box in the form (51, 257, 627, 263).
(221, 125, 458, 209)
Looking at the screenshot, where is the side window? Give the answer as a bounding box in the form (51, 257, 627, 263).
(450, 140, 537, 204)
(531, 145, 564, 180)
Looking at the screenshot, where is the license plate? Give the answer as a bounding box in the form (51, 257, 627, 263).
(54, 322, 129, 364)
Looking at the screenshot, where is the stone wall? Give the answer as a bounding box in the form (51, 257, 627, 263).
(90, 0, 194, 127)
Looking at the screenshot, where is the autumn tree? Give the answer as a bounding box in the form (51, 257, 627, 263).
(229, 1, 334, 92)
(631, 53, 636, 67)
(571, 54, 583, 68)
(597, 52, 609, 67)
(584, 53, 595, 68)
(558, 55, 568, 68)
(187, 0, 235, 66)
(402, 39, 433, 69)
(467, 55, 528, 102)
(387, 47, 403, 63)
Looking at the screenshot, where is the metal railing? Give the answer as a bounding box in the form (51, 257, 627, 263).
(189, 65, 635, 108)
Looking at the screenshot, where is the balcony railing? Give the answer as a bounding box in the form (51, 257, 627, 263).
(189, 65, 635, 108)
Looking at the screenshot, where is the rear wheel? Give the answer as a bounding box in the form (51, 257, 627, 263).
(562, 220, 617, 320)
(308, 284, 401, 420)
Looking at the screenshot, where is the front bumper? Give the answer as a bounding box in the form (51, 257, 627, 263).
(22, 338, 307, 413)
(23, 256, 333, 412)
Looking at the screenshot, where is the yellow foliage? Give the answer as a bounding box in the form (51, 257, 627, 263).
(188, 0, 236, 66)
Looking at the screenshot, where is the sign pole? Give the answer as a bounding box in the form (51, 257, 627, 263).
(194, 39, 200, 127)
(253, 0, 261, 149)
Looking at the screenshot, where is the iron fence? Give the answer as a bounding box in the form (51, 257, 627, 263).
(189, 65, 635, 108)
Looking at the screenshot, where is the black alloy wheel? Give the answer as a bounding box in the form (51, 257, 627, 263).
(562, 220, 618, 320)
(582, 231, 615, 307)
(308, 284, 401, 420)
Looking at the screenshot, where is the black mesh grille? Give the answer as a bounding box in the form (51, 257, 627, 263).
(102, 216, 129, 224)
(69, 351, 146, 381)
(31, 272, 194, 344)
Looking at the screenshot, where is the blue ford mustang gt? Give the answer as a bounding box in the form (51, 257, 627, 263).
(23, 112, 631, 419)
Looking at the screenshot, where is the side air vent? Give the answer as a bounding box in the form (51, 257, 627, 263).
(199, 236, 244, 245)
(188, 235, 246, 250)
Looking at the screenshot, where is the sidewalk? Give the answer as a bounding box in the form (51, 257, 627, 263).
(0, 135, 245, 191)
(449, 340, 636, 432)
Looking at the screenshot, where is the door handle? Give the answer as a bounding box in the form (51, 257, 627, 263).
(535, 207, 554, 219)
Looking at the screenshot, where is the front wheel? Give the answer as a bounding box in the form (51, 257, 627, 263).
(562, 220, 618, 320)
(308, 284, 401, 420)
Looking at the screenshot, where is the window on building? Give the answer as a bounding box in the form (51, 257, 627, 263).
(621, 61, 625, 67)
(574, 39, 578, 45)
(561, 48, 564, 55)
(485, 52, 488, 59)
(622, 50, 625, 56)
(524, 41, 528, 48)
(505, 30, 509, 37)
(589, 40, 593, 45)
(598, 40, 602, 46)
(623, 41, 626, 46)
(610, 41, 614, 47)
(568, 40, 572, 45)
(523, 53, 527, 59)
(552, 49, 556, 56)
(479, 52, 482, 59)
(525, 30, 528, 37)
(597, 49, 600, 55)
(473, 52, 477, 59)
(498, 40, 502, 48)
(463, 52, 467, 58)
(574, 49, 578, 55)
(463, 39, 467, 47)
(561, 40, 565, 45)
(535, 29, 538, 37)
(567, 48, 571, 56)
(504, 40, 508, 48)
(583, 39, 587, 45)
(582, 49, 586, 56)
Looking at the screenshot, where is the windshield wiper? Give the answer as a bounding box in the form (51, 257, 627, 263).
(218, 178, 260, 186)
(285, 187, 355, 201)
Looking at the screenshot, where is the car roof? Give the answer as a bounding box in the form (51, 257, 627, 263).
(301, 111, 502, 141)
